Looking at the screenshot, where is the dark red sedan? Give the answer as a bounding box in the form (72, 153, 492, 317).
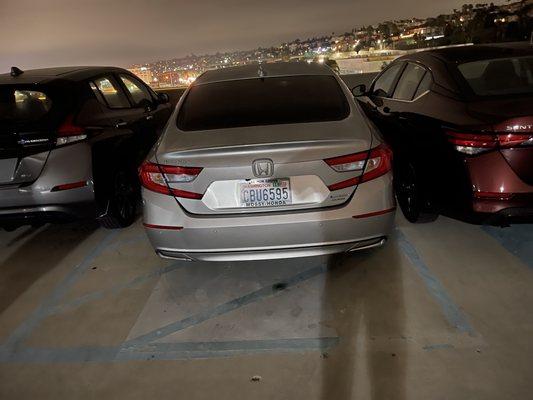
(355, 43, 533, 224)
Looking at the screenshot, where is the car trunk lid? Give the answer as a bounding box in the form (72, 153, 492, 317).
(0, 84, 60, 185)
(467, 99, 533, 185)
(156, 119, 373, 214)
(494, 116, 533, 186)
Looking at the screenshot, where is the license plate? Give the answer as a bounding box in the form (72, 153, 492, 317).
(239, 178, 292, 208)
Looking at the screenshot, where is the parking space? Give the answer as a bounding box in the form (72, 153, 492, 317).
(0, 216, 532, 399)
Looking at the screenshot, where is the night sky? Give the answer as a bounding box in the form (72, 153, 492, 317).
(0, 0, 489, 71)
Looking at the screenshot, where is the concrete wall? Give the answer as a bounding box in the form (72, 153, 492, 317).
(156, 72, 378, 108)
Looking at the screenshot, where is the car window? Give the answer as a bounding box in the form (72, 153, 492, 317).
(457, 56, 533, 96)
(92, 76, 130, 108)
(413, 72, 432, 99)
(0, 89, 52, 122)
(393, 63, 427, 101)
(372, 63, 403, 97)
(119, 75, 153, 107)
(177, 75, 350, 131)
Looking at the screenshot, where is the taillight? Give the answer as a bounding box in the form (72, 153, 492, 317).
(50, 180, 88, 192)
(324, 152, 367, 172)
(447, 131, 533, 155)
(56, 114, 87, 146)
(326, 143, 392, 191)
(498, 133, 533, 148)
(446, 131, 497, 155)
(139, 161, 203, 199)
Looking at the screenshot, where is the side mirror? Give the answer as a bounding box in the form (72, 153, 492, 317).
(157, 93, 170, 104)
(351, 84, 367, 97)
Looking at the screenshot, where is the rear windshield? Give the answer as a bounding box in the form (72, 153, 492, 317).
(0, 88, 53, 122)
(177, 75, 350, 131)
(457, 56, 533, 96)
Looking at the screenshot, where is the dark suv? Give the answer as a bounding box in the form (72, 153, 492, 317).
(0, 66, 172, 230)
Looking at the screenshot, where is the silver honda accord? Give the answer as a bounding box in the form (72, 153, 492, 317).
(140, 62, 395, 261)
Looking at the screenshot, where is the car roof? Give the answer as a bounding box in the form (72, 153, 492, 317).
(0, 66, 128, 85)
(194, 61, 336, 85)
(403, 42, 533, 64)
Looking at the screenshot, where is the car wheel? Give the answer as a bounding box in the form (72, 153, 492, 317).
(394, 160, 438, 223)
(99, 168, 138, 229)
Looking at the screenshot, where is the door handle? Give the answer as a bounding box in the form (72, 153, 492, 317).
(115, 121, 128, 128)
(145, 115, 154, 121)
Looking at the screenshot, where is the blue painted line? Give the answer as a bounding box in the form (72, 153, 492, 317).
(397, 229, 476, 336)
(0, 346, 120, 364)
(1, 230, 119, 349)
(482, 224, 533, 270)
(123, 263, 328, 349)
(49, 261, 185, 316)
(135, 337, 339, 353)
(0, 337, 338, 363)
(118, 337, 339, 361)
(423, 343, 454, 351)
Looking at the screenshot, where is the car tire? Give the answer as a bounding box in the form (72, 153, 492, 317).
(99, 168, 138, 229)
(394, 159, 438, 223)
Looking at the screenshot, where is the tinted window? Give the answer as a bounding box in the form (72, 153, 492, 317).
(89, 82, 106, 105)
(120, 75, 153, 107)
(372, 63, 403, 97)
(177, 76, 350, 131)
(413, 72, 432, 99)
(92, 76, 130, 108)
(393, 63, 427, 100)
(458, 56, 533, 96)
(0, 89, 52, 122)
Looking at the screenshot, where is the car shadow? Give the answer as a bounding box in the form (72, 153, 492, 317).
(0, 221, 98, 315)
(320, 239, 406, 399)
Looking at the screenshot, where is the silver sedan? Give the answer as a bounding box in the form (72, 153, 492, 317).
(140, 62, 395, 261)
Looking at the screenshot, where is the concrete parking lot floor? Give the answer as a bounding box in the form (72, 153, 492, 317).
(0, 214, 532, 399)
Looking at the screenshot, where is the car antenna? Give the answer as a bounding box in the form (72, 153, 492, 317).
(258, 65, 267, 79)
(10, 66, 24, 77)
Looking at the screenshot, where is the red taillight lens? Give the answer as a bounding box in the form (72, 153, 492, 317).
(325, 151, 367, 172)
(139, 161, 203, 199)
(50, 180, 88, 192)
(497, 133, 533, 148)
(447, 131, 533, 155)
(360, 144, 393, 182)
(327, 143, 393, 191)
(139, 162, 170, 195)
(446, 131, 497, 155)
(56, 114, 87, 146)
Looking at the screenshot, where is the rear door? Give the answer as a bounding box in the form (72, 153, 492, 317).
(358, 62, 405, 141)
(0, 84, 62, 185)
(119, 73, 171, 135)
(87, 74, 145, 155)
(117, 73, 168, 154)
(387, 62, 434, 151)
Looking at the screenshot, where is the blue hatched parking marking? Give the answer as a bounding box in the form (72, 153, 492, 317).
(482, 224, 533, 270)
(397, 229, 476, 336)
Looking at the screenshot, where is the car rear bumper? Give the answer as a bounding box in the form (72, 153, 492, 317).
(466, 151, 533, 216)
(155, 236, 388, 262)
(0, 143, 95, 228)
(0, 203, 97, 228)
(142, 173, 395, 261)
